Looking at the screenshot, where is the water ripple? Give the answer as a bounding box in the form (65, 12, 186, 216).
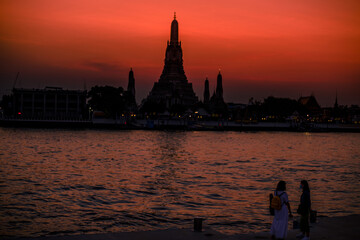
(0, 129, 359, 238)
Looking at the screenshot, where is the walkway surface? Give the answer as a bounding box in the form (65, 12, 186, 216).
(13, 214, 360, 240)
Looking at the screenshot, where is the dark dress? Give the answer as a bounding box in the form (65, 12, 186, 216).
(300, 190, 311, 232)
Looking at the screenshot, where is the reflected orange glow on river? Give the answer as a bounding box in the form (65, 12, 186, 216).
(0, 129, 359, 237)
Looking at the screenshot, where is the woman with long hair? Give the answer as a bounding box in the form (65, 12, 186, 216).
(270, 180, 293, 240)
(297, 180, 311, 240)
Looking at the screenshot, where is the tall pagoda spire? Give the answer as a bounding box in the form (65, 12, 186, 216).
(142, 14, 198, 112)
(216, 70, 223, 99)
(170, 12, 179, 45)
(127, 68, 135, 97)
(204, 77, 210, 104)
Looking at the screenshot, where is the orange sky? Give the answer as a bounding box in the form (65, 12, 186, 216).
(1, 0, 359, 106)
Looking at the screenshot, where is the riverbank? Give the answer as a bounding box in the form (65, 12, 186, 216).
(12, 215, 360, 240)
(1, 118, 360, 132)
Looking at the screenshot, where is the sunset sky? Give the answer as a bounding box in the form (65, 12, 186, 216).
(1, 0, 359, 106)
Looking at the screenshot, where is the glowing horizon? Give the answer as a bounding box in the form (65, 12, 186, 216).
(1, 0, 359, 106)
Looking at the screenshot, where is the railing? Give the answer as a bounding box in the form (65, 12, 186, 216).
(0, 117, 91, 123)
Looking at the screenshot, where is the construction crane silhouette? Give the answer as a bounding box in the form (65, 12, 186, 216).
(13, 72, 20, 89)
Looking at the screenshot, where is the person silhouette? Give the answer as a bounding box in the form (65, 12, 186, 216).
(270, 181, 293, 240)
(296, 180, 311, 240)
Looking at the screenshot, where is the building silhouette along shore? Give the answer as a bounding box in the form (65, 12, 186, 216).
(0, 14, 359, 130)
(8, 87, 87, 120)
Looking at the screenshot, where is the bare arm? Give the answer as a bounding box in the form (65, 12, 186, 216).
(286, 202, 293, 217)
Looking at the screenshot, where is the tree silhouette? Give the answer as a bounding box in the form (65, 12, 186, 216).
(88, 86, 125, 118)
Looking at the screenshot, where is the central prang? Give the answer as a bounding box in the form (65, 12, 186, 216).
(141, 13, 198, 114)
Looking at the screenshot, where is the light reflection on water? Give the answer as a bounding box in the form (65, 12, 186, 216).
(0, 129, 359, 237)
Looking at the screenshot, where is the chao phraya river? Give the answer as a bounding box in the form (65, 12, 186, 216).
(0, 128, 359, 237)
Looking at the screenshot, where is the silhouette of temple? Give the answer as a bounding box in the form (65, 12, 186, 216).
(298, 95, 321, 113)
(142, 13, 198, 112)
(204, 78, 210, 105)
(210, 71, 224, 104)
(203, 71, 227, 116)
(124, 68, 137, 112)
(127, 68, 135, 97)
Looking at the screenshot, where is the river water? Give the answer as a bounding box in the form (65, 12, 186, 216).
(0, 128, 359, 238)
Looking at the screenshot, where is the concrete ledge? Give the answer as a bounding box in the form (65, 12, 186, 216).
(8, 214, 360, 240)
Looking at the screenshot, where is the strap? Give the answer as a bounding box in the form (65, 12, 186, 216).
(275, 191, 285, 197)
(275, 191, 287, 206)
